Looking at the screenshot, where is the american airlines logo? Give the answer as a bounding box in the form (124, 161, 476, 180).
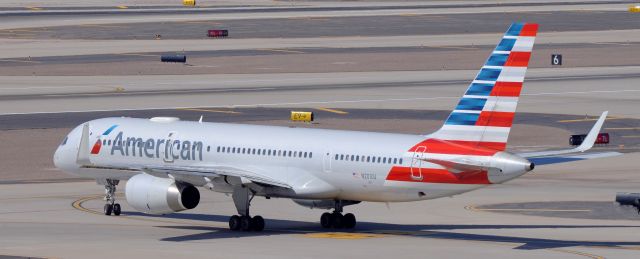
(91, 125, 204, 161)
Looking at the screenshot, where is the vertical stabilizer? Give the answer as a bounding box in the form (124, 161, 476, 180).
(431, 22, 538, 151)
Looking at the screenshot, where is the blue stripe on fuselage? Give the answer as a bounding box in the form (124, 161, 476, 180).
(102, 125, 118, 135)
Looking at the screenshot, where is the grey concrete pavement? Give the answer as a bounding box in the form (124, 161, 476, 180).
(0, 67, 638, 119)
(2, 29, 640, 59)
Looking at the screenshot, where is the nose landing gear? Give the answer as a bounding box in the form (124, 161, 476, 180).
(102, 179, 121, 216)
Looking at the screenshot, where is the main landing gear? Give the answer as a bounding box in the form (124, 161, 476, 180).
(228, 186, 265, 231)
(102, 179, 121, 216)
(320, 200, 356, 229)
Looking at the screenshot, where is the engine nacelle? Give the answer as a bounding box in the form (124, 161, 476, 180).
(125, 174, 200, 214)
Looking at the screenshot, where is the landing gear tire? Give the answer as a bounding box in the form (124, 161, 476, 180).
(331, 213, 344, 229)
(251, 215, 265, 231)
(343, 213, 356, 229)
(102, 179, 119, 216)
(240, 216, 252, 231)
(112, 203, 121, 216)
(229, 215, 241, 231)
(320, 212, 332, 228)
(103, 204, 113, 215)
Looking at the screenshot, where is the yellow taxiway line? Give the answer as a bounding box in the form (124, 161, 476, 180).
(558, 116, 626, 123)
(259, 48, 305, 54)
(315, 107, 349, 114)
(177, 108, 242, 114)
(465, 205, 591, 212)
(605, 127, 640, 130)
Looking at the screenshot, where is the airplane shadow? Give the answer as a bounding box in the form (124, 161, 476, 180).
(124, 211, 640, 249)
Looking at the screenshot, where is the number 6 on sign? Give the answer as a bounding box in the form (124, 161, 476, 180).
(551, 54, 562, 65)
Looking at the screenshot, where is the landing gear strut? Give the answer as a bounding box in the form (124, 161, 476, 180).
(320, 200, 356, 229)
(228, 186, 265, 231)
(102, 179, 121, 216)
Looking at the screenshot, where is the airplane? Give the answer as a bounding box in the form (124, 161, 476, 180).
(53, 23, 620, 232)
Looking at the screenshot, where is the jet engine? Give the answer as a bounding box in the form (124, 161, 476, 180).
(125, 173, 200, 214)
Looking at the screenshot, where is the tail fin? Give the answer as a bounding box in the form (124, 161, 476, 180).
(431, 22, 538, 151)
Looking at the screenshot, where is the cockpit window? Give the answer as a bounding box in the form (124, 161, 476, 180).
(60, 137, 68, 146)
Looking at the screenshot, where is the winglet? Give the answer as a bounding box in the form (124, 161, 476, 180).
(576, 111, 608, 152)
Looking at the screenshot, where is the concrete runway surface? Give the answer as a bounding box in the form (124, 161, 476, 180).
(0, 0, 639, 258)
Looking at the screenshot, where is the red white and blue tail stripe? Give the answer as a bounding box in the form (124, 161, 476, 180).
(431, 22, 538, 151)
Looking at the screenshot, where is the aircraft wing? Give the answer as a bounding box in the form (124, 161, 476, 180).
(143, 164, 292, 189)
(83, 163, 291, 189)
(516, 111, 623, 165)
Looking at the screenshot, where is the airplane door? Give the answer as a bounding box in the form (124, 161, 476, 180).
(322, 151, 332, 173)
(163, 132, 177, 163)
(410, 146, 426, 180)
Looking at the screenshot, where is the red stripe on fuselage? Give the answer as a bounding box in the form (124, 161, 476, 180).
(520, 24, 538, 37)
(476, 111, 515, 128)
(490, 82, 523, 97)
(409, 139, 503, 155)
(90, 140, 102, 154)
(386, 166, 490, 184)
(504, 52, 531, 67)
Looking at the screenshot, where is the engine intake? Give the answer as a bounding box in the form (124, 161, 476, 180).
(125, 174, 200, 214)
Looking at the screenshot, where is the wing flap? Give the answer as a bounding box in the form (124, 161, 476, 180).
(144, 165, 291, 189)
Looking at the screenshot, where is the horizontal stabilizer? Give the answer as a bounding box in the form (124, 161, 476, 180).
(519, 111, 608, 158)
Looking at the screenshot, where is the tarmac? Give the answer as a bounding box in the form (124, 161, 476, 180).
(0, 0, 639, 258)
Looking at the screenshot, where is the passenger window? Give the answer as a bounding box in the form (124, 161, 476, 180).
(207, 146, 211, 152)
(367, 156, 370, 162)
(393, 158, 397, 164)
(309, 152, 313, 158)
(303, 152, 307, 158)
(383, 157, 387, 163)
(102, 139, 106, 145)
(216, 146, 220, 152)
(377, 157, 381, 163)
(399, 158, 403, 164)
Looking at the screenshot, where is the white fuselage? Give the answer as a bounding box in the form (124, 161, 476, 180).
(54, 117, 529, 203)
